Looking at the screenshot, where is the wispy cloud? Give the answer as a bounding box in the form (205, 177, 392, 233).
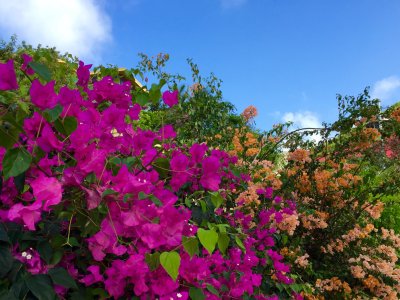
(220, 0, 247, 9)
(370, 76, 400, 104)
(282, 111, 322, 142)
(0, 0, 112, 61)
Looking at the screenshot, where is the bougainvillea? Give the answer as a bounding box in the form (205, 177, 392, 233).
(2, 40, 399, 300)
(222, 98, 400, 299)
(0, 53, 303, 299)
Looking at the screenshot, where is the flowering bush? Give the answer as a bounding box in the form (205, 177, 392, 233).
(0, 46, 304, 299)
(224, 95, 400, 299)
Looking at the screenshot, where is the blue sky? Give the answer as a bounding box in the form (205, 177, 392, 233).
(1, 0, 400, 131)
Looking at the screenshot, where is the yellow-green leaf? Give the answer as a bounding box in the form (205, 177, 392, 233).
(197, 228, 218, 255)
(160, 251, 180, 281)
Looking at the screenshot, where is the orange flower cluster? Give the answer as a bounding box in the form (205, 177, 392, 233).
(314, 169, 333, 195)
(362, 201, 385, 219)
(287, 170, 311, 194)
(381, 228, 400, 248)
(301, 211, 329, 230)
(322, 224, 375, 254)
(288, 148, 312, 164)
(280, 247, 294, 257)
(285, 153, 362, 201)
(315, 277, 352, 294)
(362, 275, 381, 293)
(250, 159, 282, 189)
(295, 253, 310, 268)
(341, 225, 400, 298)
(350, 127, 381, 151)
(362, 275, 398, 300)
(280, 247, 310, 268)
(391, 106, 400, 122)
(236, 181, 264, 206)
(270, 212, 299, 236)
(230, 129, 260, 158)
(241, 105, 258, 121)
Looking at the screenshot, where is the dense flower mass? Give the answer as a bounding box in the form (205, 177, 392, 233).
(0, 57, 301, 299)
(1, 46, 399, 299)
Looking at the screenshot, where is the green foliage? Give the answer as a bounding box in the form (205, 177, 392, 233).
(136, 55, 245, 146)
(48, 268, 78, 290)
(182, 236, 199, 258)
(2, 148, 32, 180)
(159, 251, 181, 281)
(26, 274, 56, 300)
(197, 228, 218, 254)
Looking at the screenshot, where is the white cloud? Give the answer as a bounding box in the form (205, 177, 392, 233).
(282, 111, 322, 142)
(0, 0, 112, 61)
(370, 76, 400, 103)
(220, 0, 247, 9)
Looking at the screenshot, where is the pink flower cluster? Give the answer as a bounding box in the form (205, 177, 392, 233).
(0, 58, 302, 299)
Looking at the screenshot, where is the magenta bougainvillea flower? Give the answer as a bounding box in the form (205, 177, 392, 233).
(162, 90, 179, 107)
(31, 175, 63, 211)
(159, 124, 177, 139)
(37, 123, 64, 153)
(0, 60, 19, 90)
(7, 201, 42, 230)
(30, 79, 58, 109)
(21, 53, 35, 75)
(170, 152, 190, 191)
(200, 156, 221, 191)
(80, 265, 104, 286)
(76, 60, 92, 88)
(189, 143, 208, 164)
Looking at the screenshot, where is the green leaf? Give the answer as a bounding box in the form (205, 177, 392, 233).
(152, 157, 170, 179)
(206, 284, 219, 296)
(0, 121, 21, 149)
(37, 240, 53, 264)
(199, 199, 207, 213)
(149, 83, 161, 104)
(25, 274, 56, 300)
(43, 105, 63, 122)
(189, 287, 205, 300)
(62, 117, 78, 135)
(2, 148, 32, 180)
(90, 288, 110, 299)
(135, 93, 149, 106)
(160, 251, 180, 281)
(102, 189, 118, 198)
(217, 233, 230, 254)
(6, 280, 29, 300)
(158, 78, 167, 88)
(28, 61, 52, 82)
(13, 171, 26, 193)
(210, 192, 224, 210)
(138, 191, 148, 200)
(68, 237, 80, 247)
(0, 223, 10, 244)
(182, 236, 199, 258)
(235, 236, 246, 253)
(149, 195, 163, 207)
(54, 116, 77, 136)
(145, 252, 160, 271)
(282, 234, 288, 245)
(216, 224, 229, 233)
(48, 267, 78, 290)
(50, 250, 63, 265)
(123, 193, 133, 203)
(197, 228, 218, 255)
(0, 245, 13, 277)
